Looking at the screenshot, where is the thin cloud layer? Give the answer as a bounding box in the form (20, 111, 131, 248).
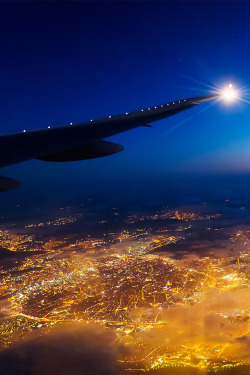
(0, 322, 123, 375)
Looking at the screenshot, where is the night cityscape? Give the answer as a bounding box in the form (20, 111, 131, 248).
(1, 190, 250, 374)
(1, 1, 250, 374)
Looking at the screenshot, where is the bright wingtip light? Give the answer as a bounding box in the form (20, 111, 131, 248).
(221, 83, 238, 102)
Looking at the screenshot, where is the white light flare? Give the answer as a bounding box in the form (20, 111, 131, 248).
(221, 83, 239, 102)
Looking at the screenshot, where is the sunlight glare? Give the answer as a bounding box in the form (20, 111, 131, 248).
(222, 84, 238, 102)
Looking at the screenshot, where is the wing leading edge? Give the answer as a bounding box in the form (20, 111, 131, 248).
(0, 93, 219, 192)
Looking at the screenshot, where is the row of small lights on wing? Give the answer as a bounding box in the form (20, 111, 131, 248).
(22, 99, 187, 133)
(143, 99, 186, 112)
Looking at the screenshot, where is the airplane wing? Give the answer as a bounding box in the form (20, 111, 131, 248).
(0, 94, 219, 192)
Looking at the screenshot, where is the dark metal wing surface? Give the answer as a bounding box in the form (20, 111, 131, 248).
(0, 94, 219, 192)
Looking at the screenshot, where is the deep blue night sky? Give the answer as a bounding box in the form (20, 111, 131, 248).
(1, 1, 250, 214)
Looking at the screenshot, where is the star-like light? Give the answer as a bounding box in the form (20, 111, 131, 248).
(221, 84, 238, 102)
